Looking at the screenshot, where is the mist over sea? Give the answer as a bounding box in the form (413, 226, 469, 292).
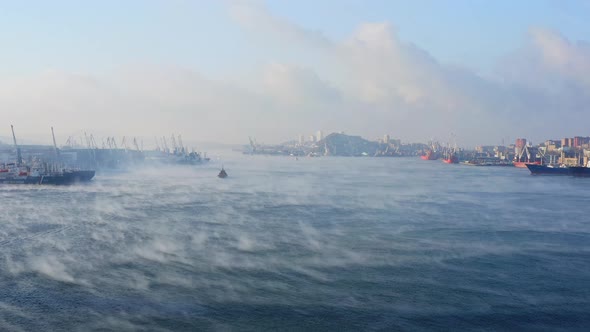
(1, 153, 589, 331)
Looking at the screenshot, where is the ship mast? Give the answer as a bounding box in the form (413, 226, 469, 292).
(10, 125, 23, 166)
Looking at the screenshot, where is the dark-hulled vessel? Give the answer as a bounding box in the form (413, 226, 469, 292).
(526, 164, 571, 176)
(569, 166, 590, 177)
(0, 163, 95, 185)
(218, 167, 228, 178)
(0, 125, 96, 185)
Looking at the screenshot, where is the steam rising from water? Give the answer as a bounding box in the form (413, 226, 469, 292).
(1, 154, 589, 330)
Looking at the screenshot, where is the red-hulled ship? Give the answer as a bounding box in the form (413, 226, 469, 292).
(513, 161, 541, 168)
(420, 150, 438, 160)
(443, 153, 459, 164)
(513, 145, 540, 168)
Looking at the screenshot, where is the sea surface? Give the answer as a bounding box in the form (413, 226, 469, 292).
(1, 154, 589, 331)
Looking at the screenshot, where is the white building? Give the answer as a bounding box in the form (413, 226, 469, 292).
(317, 130, 324, 141)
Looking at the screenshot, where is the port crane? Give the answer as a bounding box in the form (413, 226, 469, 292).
(133, 137, 141, 152)
(154, 137, 161, 152)
(121, 136, 129, 152)
(170, 134, 178, 154)
(178, 135, 185, 154)
(51, 127, 60, 159)
(248, 136, 257, 153)
(10, 125, 23, 166)
(162, 136, 169, 154)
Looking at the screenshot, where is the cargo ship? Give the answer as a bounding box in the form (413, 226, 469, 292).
(0, 163, 95, 185)
(525, 163, 571, 176)
(569, 166, 590, 177)
(0, 125, 96, 185)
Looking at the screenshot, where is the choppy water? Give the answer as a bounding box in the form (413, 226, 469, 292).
(1, 154, 589, 331)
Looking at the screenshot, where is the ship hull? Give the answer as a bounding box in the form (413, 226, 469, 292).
(569, 167, 590, 177)
(0, 170, 95, 185)
(526, 164, 571, 176)
(420, 154, 438, 160)
(44, 170, 95, 184)
(443, 156, 459, 164)
(514, 161, 541, 168)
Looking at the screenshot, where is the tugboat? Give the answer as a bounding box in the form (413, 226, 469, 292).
(218, 166, 228, 178)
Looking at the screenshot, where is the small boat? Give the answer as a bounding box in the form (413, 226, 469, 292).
(218, 167, 228, 178)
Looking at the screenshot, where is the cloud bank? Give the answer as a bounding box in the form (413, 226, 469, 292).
(1, 3, 589, 146)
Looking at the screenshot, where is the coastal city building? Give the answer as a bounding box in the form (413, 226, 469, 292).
(245, 131, 589, 168)
(316, 131, 324, 141)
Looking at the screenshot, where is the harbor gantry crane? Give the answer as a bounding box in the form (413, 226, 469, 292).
(178, 135, 185, 154)
(133, 137, 141, 152)
(89, 134, 98, 150)
(10, 125, 23, 166)
(154, 136, 161, 152)
(170, 134, 178, 154)
(121, 136, 129, 152)
(106, 137, 118, 150)
(162, 136, 169, 154)
(248, 136, 257, 153)
(65, 136, 74, 148)
(51, 127, 60, 159)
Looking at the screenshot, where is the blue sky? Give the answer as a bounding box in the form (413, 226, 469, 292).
(1, 1, 590, 144)
(2, 0, 587, 75)
(266, 0, 589, 70)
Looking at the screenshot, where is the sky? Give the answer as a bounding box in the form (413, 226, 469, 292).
(1, 0, 590, 147)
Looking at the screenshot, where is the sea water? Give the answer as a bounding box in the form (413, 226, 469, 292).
(0, 154, 589, 331)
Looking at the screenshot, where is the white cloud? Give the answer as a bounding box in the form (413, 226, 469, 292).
(1, 4, 589, 146)
(228, 1, 331, 49)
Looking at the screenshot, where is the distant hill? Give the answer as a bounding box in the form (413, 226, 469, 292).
(320, 133, 380, 156)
